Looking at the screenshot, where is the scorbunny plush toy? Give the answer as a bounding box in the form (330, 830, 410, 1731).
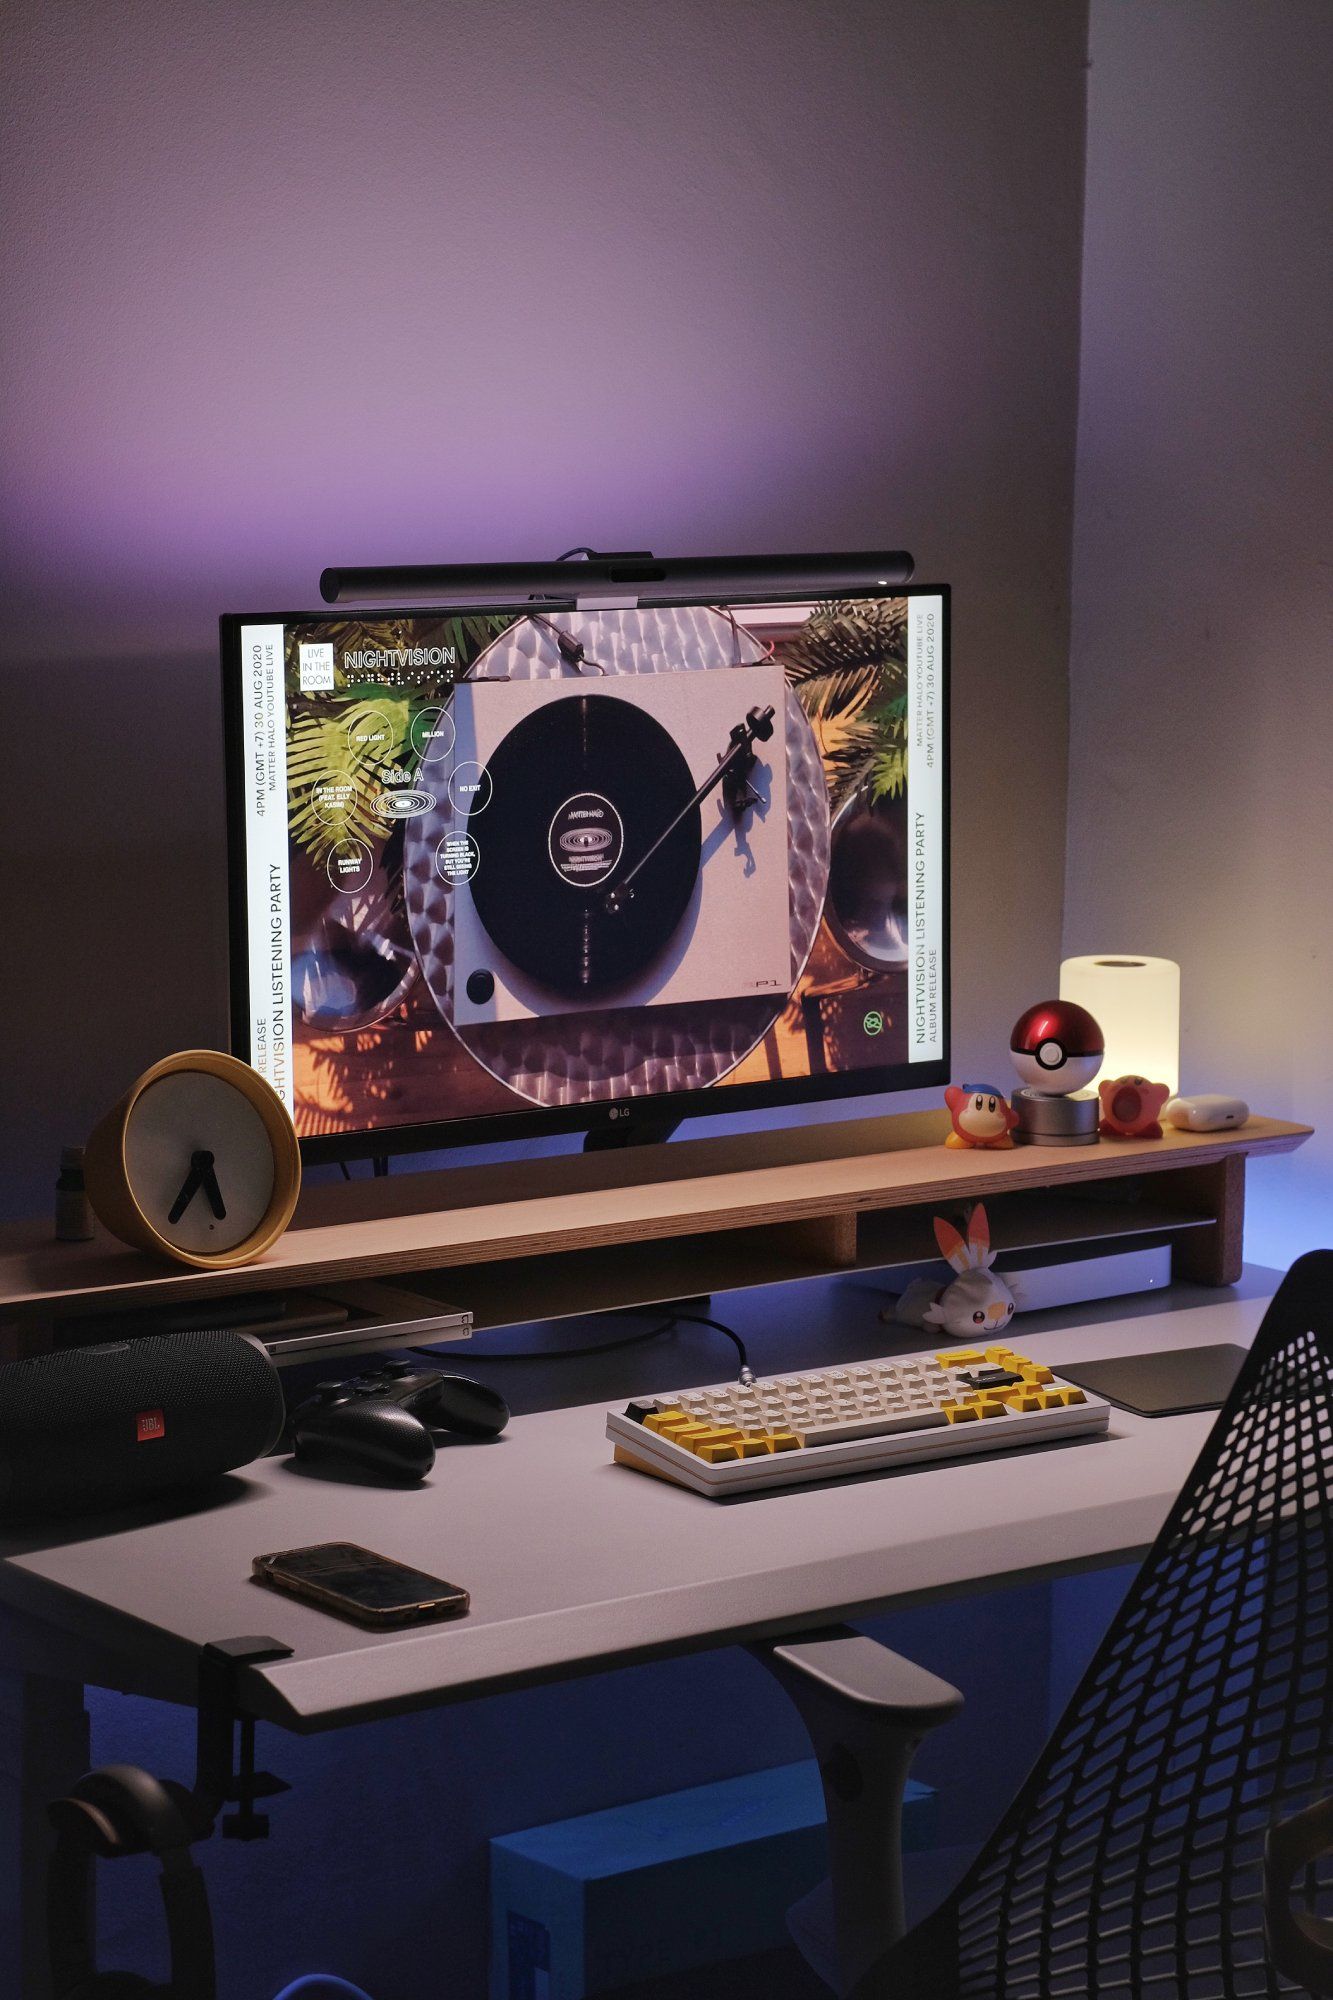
(892, 1204, 1017, 1340)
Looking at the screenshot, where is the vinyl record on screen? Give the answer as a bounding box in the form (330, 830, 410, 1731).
(470, 694, 701, 995)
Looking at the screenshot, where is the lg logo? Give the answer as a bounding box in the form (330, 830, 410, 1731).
(608, 1106, 629, 1121)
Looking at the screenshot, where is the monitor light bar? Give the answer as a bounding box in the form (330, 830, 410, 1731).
(318, 550, 914, 608)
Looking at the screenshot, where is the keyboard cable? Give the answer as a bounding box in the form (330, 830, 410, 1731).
(413, 1307, 754, 1382)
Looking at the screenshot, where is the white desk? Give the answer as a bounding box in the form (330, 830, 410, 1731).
(0, 1281, 1273, 1736)
(0, 1274, 1281, 1996)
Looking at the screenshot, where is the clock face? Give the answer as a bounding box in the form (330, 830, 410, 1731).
(122, 1071, 277, 1256)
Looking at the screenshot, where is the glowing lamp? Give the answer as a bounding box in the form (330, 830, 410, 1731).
(1060, 956, 1180, 1095)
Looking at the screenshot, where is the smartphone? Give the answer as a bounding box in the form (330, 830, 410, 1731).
(253, 1542, 470, 1628)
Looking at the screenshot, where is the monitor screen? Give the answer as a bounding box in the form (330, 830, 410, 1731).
(222, 586, 948, 1155)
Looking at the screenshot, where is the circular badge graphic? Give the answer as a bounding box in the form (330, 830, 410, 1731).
(448, 762, 493, 816)
(347, 708, 396, 759)
(436, 832, 480, 884)
(311, 775, 356, 825)
(547, 792, 624, 887)
(326, 839, 374, 894)
(410, 705, 456, 764)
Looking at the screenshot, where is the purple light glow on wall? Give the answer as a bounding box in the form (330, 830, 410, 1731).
(2, 0, 974, 657)
(1, 0, 1088, 1219)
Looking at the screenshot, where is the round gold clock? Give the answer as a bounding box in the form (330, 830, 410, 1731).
(84, 1051, 301, 1270)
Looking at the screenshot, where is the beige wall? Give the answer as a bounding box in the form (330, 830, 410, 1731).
(1065, 0, 1333, 1266)
(0, 1, 1088, 1217)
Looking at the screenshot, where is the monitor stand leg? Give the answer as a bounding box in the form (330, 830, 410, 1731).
(583, 1113, 682, 1153)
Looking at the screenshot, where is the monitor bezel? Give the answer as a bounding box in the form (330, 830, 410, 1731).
(220, 581, 950, 1163)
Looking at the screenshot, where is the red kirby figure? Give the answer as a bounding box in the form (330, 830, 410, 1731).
(1098, 1074, 1173, 1139)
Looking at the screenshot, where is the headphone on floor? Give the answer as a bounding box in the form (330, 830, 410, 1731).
(47, 1763, 378, 2000)
(47, 1765, 215, 2000)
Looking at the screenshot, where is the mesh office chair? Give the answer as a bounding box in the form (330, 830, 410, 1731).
(755, 1249, 1333, 1999)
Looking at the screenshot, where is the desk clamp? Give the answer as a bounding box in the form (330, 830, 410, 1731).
(46, 1637, 294, 1999)
(193, 1634, 294, 1841)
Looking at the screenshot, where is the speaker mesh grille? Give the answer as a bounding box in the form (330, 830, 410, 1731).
(0, 1329, 285, 1515)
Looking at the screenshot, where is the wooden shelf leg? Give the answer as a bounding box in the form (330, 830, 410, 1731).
(1161, 1155, 1246, 1287)
(785, 1212, 859, 1271)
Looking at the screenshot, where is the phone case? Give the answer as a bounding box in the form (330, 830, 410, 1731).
(252, 1544, 470, 1628)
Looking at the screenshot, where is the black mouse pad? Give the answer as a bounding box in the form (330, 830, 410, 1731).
(1055, 1344, 1248, 1418)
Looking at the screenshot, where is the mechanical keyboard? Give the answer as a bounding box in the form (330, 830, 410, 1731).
(606, 1341, 1110, 1496)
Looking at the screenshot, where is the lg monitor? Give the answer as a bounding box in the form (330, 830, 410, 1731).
(221, 567, 948, 1160)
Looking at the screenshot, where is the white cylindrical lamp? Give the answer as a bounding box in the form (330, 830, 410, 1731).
(1059, 955, 1180, 1094)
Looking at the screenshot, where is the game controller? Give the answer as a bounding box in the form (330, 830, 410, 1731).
(289, 1362, 510, 1484)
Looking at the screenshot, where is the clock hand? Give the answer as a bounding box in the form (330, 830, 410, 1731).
(197, 1152, 228, 1222)
(167, 1158, 204, 1226)
(167, 1150, 227, 1227)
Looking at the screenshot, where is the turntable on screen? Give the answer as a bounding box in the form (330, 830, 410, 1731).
(402, 604, 832, 1108)
(457, 674, 786, 1016)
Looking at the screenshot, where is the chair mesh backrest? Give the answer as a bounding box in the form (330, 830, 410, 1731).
(951, 1251, 1333, 1999)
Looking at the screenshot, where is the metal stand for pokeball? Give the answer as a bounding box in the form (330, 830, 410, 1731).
(1011, 1088, 1100, 1146)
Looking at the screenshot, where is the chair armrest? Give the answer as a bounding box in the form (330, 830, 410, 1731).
(1265, 1794, 1333, 1996)
(761, 1628, 964, 1729)
(749, 1629, 962, 1995)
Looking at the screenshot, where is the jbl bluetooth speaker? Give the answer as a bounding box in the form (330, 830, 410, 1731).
(0, 1329, 286, 1519)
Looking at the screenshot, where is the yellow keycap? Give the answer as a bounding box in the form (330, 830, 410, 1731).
(1022, 1366, 1055, 1385)
(943, 1403, 979, 1423)
(737, 1437, 772, 1457)
(1037, 1390, 1069, 1410)
(1005, 1391, 1043, 1412)
(672, 1425, 717, 1451)
(698, 1442, 740, 1463)
(975, 1399, 1007, 1419)
(1063, 1388, 1087, 1405)
(985, 1347, 1017, 1364)
(937, 1350, 985, 1368)
(644, 1408, 690, 1434)
(769, 1432, 801, 1452)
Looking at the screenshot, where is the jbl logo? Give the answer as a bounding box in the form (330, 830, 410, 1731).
(136, 1408, 165, 1442)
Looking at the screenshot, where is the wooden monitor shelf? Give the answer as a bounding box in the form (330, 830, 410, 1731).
(0, 1111, 1310, 1356)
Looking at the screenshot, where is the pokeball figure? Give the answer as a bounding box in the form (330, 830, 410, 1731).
(944, 1084, 1020, 1150)
(1098, 1074, 1172, 1139)
(1010, 1000, 1104, 1095)
(1009, 999, 1105, 1147)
